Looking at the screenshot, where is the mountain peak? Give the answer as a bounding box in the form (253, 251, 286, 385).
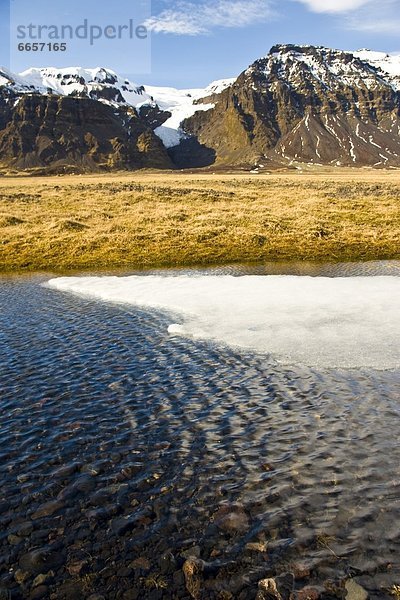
(268, 43, 338, 56)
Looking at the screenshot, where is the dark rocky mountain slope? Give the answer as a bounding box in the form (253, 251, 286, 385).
(182, 45, 400, 169)
(0, 69, 172, 172)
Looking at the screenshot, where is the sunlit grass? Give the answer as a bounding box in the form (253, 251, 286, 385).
(1, 169, 399, 272)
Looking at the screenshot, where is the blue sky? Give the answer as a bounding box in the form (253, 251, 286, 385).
(1, 0, 400, 87)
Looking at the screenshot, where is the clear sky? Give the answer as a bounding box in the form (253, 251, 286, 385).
(1, 0, 400, 88)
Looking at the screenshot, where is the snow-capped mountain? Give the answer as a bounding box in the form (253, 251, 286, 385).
(0, 66, 174, 171)
(1, 45, 400, 171)
(0, 66, 234, 150)
(184, 44, 400, 168)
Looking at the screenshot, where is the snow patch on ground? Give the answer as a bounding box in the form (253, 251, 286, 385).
(46, 275, 400, 370)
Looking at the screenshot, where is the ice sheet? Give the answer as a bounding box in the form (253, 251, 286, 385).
(46, 275, 400, 370)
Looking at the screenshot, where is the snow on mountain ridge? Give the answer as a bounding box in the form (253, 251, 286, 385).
(18, 66, 152, 106)
(354, 50, 400, 91)
(255, 45, 400, 93)
(203, 78, 236, 95)
(2, 46, 399, 153)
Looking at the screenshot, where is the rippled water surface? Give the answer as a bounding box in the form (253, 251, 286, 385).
(1, 262, 400, 600)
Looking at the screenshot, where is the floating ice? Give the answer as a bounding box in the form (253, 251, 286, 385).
(167, 323, 186, 335)
(46, 275, 400, 370)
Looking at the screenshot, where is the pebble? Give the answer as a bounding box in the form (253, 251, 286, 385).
(129, 557, 151, 571)
(7, 534, 22, 546)
(89, 490, 111, 507)
(29, 585, 48, 600)
(14, 569, 29, 584)
(19, 547, 64, 575)
(183, 558, 205, 600)
(261, 463, 275, 472)
(292, 563, 311, 581)
(30, 529, 51, 544)
(160, 551, 177, 575)
(51, 463, 80, 479)
(275, 572, 295, 598)
(181, 546, 201, 559)
(13, 521, 34, 536)
(32, 500, 63, 520)
(32, 571, 54, 587)
(111, 515, 139, 536)
(296, 586, 320, 600)
(58, 475, 96, 500)
(80, 463, 104, 476)
(67, 560, 88, 576)
(256, 579, 282, 600)
(345, 579, 369, 600)
(245, 542, 267, 553)
(213, 504, 250, 534)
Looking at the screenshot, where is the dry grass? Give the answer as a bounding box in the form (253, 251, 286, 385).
(0, 168, 399, 273)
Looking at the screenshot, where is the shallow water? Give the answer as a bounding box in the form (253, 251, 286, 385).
(1, 262, 400, 599)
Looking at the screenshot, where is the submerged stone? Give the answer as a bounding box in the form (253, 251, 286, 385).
(345, 579, 368, 600)
(183, 558, 204, 600)
(213, 504, 249, 534)
(256, 578, 282, 600)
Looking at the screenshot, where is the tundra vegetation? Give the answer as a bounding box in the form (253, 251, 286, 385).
(0, 169, 399, 273)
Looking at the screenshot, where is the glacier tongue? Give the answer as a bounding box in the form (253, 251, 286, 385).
(144, 78, 234, 148)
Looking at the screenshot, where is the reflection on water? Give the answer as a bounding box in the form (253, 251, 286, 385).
(136, 258, 400, 278)
(0, 262, 399, 599)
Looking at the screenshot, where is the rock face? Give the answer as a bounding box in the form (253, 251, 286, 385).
(183, 44, 400, 168)
(0, 88, 172, 172)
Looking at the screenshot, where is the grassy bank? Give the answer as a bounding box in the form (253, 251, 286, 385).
(1, 169, 400, 272)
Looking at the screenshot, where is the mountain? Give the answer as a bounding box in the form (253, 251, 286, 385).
(183, 45, 400, 169)
(0, 67, 173, 171)
(1, 45, 400, 171)
(0, 65, 234, 172)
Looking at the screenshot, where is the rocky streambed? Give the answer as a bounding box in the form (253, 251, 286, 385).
(1, 271, 399, 599)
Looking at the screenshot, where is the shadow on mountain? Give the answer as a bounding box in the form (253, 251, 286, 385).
(168, 136, 216, 168)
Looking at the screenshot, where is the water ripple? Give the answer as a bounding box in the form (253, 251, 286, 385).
(0, 270, 399, 599)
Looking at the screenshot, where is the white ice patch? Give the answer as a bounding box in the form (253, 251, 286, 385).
(144, 79, 234, 148)
(46, 275, 400, 370)
(167, 323, 186, 335)
(153, 96, 214, 148)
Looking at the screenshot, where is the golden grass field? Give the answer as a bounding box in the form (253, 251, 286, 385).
(1, 168, 399, 273)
